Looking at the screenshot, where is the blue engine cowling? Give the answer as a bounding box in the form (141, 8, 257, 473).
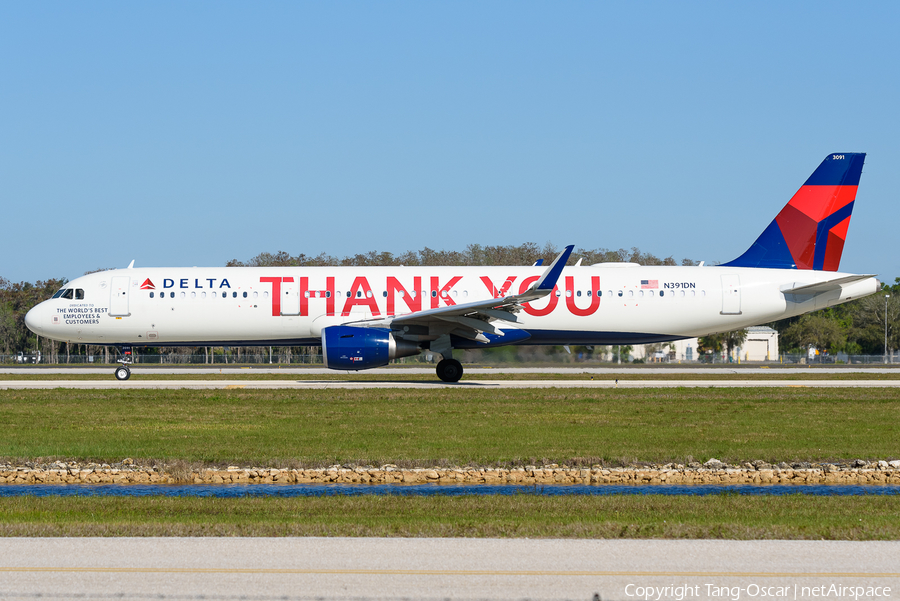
(322, 326, 420, 371)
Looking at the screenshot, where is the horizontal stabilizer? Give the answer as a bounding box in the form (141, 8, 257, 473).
(781, 274, 876, 295)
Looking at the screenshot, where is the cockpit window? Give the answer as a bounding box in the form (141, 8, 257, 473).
(51, 289, 65, 299)
(75, 289, 84, 300)
(60, 289, 74, 300)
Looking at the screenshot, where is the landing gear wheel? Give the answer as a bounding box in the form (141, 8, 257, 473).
(115, 366, 131, 381)
(436, 359, 463, 383)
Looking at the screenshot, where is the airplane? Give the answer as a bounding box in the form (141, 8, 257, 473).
(25, 153, 879, 382)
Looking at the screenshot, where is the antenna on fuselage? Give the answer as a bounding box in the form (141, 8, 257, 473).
(127, 260, 135, 269)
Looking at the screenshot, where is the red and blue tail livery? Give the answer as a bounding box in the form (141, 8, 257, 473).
(724, 153, 865, 271)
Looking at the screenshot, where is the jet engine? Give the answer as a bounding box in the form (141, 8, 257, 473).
(321, 325, 420, 370)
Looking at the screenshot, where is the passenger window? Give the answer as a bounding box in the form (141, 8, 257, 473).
(252, 291, 257, 299)
(243, 292, 248, 298)
(149, 292, 155, 298)
(383, 291, 387, 297)
(555, 290, 561, 297)
(233, 292, 238, 298)
(617, 290, 623, 297)
(565, 290, 572, 298)
(170, 292, 175, 298)
(180, 292, 186, 299)
(347, 291, 352, 298)
(431, 290, 437, 298)
(75, 289, 84, 300)
(577, 290, 582, 297)
(191, 292, 196, 298)
(202, 292, 207, 299)
(61, 289, 74, 300)
(326, 291, 331, 298)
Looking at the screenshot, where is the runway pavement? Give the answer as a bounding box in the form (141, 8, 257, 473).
(2, 378, 900, 389)
(3, 365, 900, 375)
(0, 538, 897, 600)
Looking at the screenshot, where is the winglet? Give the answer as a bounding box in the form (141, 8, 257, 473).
(534, 245, 574, 291)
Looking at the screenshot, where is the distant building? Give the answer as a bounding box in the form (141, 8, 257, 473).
(741, 326, 779, 362)
(632, 338, 698, 362)
(632, 326, 779, 362)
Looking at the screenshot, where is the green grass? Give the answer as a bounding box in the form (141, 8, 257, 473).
(1, 388, 898, 466)
(0, 494, 897, 539)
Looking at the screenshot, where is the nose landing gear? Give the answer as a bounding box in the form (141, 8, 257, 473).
(114, 346, 133, 381)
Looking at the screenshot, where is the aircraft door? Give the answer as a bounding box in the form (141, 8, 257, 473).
(282, 278, 301, 316)
(109, 276, 131, 317)
(720, 275, 742, 315)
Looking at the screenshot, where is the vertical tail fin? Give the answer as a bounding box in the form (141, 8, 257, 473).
(723, 153, 865, 271)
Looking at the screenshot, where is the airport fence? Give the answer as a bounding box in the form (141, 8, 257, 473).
(2, 351, 899, 366)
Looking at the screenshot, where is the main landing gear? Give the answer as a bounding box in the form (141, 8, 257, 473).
(114, 346, 133, 381)
(436, 358, 463, 383)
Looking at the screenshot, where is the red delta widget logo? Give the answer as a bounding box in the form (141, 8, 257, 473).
(258, 274, 603, 318)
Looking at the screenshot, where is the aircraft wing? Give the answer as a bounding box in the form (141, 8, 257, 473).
(781, 274, 877, 295)
(348, 245, 574, 343)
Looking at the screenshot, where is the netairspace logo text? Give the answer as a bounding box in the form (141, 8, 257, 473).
(624, 583, 892, 600)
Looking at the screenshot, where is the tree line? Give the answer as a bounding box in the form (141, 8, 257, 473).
(226, 243, 698, 268)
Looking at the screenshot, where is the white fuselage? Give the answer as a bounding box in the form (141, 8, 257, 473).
(26, 264, 879, 348)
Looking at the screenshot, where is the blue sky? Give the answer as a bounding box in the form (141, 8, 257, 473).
(2, 2, 898, 283)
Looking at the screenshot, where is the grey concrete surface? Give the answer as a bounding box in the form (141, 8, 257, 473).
(0, 538, 897, 600)
(2, 379, 900, 389)
(3, 365, 900, 375)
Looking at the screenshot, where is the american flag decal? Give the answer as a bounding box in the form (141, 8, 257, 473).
(641, 279, 658, 289)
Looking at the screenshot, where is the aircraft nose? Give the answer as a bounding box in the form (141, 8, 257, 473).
(24, 305, 44, 335)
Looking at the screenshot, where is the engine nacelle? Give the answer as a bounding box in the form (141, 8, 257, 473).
(321, 326, 420, 370)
